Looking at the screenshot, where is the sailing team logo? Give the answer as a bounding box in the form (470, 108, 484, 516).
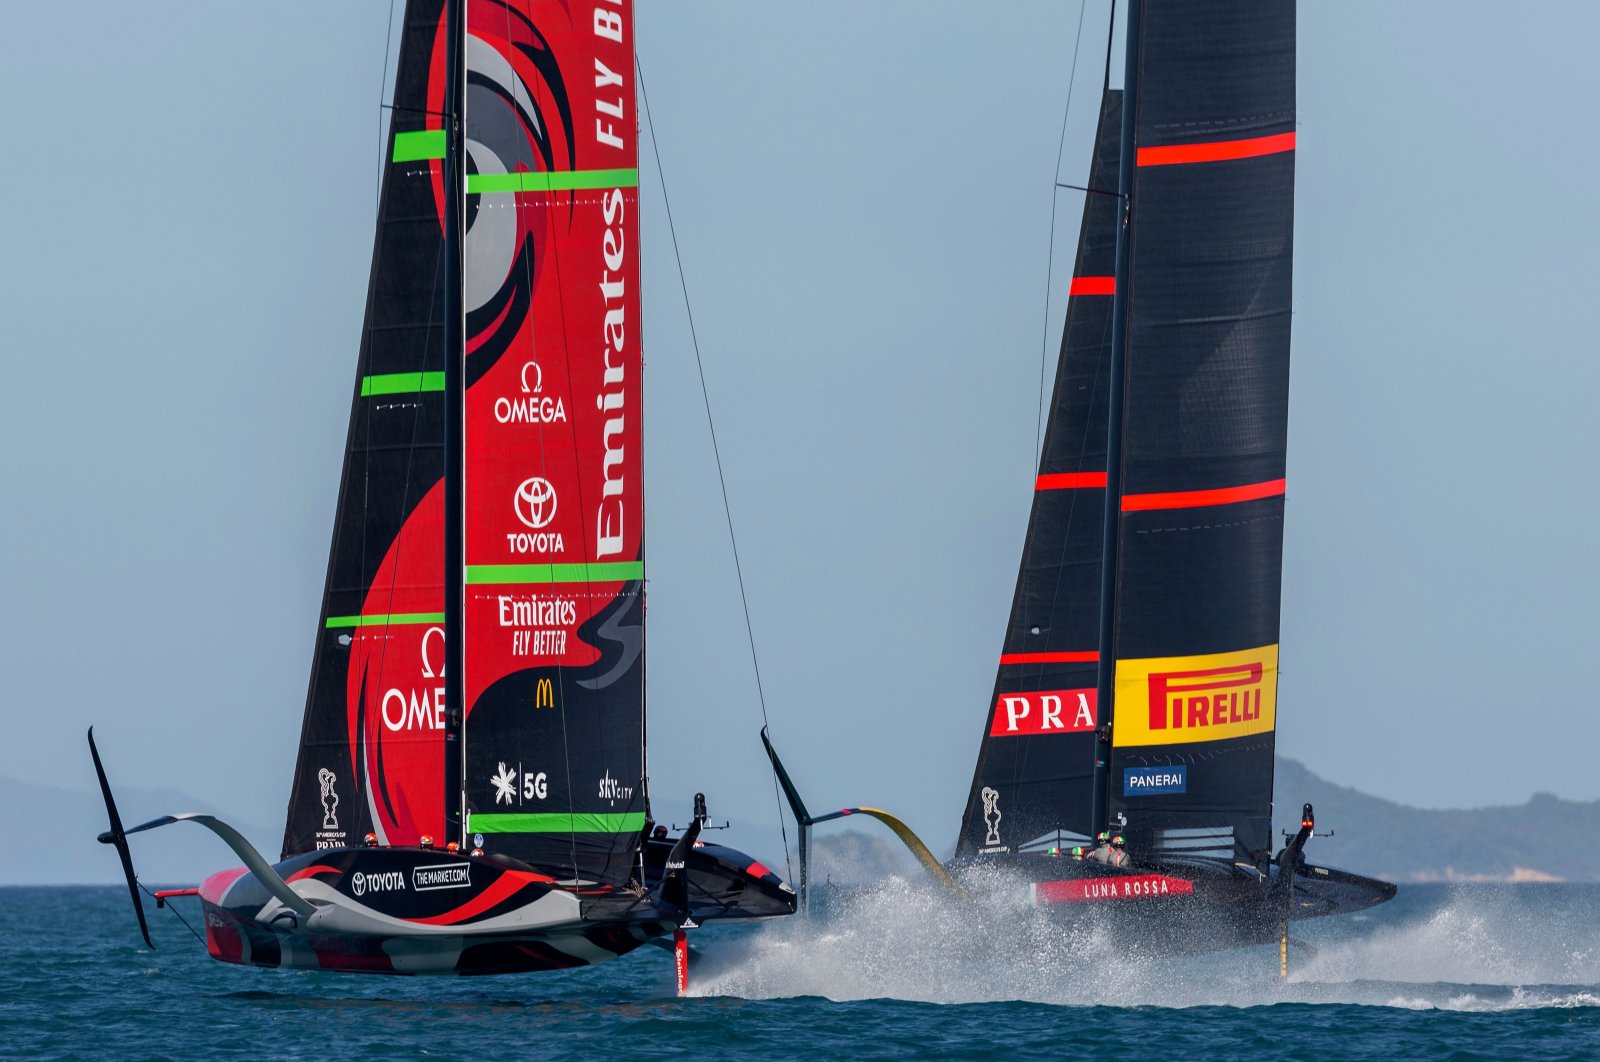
(513, 476, 558, 529)
(1112, 645, 1278, 747)
(318, 768, 339, 830)
(981, 787, 1003, 846)
(989, 688, 1097, 737)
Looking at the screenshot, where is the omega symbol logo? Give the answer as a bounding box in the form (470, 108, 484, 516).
(513, 477, 558, 529)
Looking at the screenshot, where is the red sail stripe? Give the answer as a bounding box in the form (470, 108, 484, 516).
(999, 651, 1099, 665)
(1136, 131, 1296, 167)
(1035, 472, 1108, 491)
(1121, 478, 1286, 512)
(1069, 276, 1116, 296)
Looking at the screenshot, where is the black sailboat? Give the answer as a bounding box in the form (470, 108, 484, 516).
(90, 0, 793, 983)
(770, 0, 1394, 952)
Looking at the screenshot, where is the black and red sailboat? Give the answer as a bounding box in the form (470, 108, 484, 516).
(91, 0, 793, 981)
(769, 0, 1394, 955)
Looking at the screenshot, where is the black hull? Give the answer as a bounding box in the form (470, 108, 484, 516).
(198, 841, 794, 975)
(951, 852, 1396, 954)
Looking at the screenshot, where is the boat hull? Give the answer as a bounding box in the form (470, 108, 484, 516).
(198, 841, 794, 975)
(954, 853, 1396, 954)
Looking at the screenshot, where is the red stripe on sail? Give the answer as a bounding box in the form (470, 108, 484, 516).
(1121, 478, 1286, 512)
(999, 651, 1099, 666)
(1036, 472, 1107, 491)
(1136, 132, 1296, 167)
(1069, 276, 1116, 296)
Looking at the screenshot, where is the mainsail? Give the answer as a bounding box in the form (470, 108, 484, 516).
(282, 0, 450, 857)
(1105, 1, 1294, 861)
(956, 91, 1122, 858)
(457, 0, 647, 886)
(960, 0, 1294, 864)
(283, 0, 647, 888)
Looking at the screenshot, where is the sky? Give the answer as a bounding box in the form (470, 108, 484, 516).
(2, 1, 1597, 864)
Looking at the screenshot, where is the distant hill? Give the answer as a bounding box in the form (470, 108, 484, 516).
(12, 758, 1599, 885)
(1272, 757, 1599, 883)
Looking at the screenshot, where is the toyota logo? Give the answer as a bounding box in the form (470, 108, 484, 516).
(513, 477, 558, 529)
(351, 871, 366, 897)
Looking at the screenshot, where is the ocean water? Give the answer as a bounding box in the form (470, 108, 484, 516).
(4, 880, 1600, 1059)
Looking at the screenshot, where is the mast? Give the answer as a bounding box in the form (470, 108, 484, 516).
(1089, 0, 1140, 838)
(443, 0, 466, 846)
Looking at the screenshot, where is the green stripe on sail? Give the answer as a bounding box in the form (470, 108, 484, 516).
(360, 371, 445, 397)
(391, 129, 446, 162)
(466, 168, 639, 194)
(325, 612, 445, 629)
(465, 561, 644, 585)
(469, 812, 646, 834)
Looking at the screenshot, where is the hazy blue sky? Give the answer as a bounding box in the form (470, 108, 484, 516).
(3, 2, 1597, 861)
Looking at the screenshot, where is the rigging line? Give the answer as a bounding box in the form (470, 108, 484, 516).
(138, 882, 204, 947)
(1056, 182, 1121, 198)
(1105, 0, 1118, 94)
(636, 57, 792, 880)
(380, 104, 452, 118)
(376, 0, 398, 210)
(1034, 0, 1091, 465)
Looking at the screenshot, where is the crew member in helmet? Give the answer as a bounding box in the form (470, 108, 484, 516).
(362, 832, 378, 848)
(1106, 834, 1130, 868)
(1084, 830, 1115, 864)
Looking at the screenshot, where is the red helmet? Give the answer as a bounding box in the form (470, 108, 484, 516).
(419, 835, 434, 849)
(362, 832, 378, 848)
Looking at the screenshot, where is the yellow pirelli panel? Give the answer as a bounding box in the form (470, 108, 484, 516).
(1112, 644, 1278, 747)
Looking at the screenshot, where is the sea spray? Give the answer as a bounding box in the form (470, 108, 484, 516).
(695, 875, 1600, 1013)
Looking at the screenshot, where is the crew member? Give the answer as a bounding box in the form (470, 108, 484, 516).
(1106, 834, 1130, 868)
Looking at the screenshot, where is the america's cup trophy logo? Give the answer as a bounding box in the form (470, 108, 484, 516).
(318, 768, 339, 831)
(981, 786, 1002, 846)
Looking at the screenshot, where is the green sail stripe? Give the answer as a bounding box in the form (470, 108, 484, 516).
(360, 371, 445, 397)
(465, 562, 644, 585)
(466, 168, 639, 194)
(469, 812, 646, 834)
(325, 612, 446, 629)
(391, 129, 446, 162)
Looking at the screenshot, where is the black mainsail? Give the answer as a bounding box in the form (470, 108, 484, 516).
(1103, 1, 1295, 863)
(766, 0, 1390, 943)
(960, 0, 1296, 864)
(956, 90, 1122, 858)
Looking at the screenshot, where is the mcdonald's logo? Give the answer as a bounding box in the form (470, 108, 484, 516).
(535, 677, 555, 709)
